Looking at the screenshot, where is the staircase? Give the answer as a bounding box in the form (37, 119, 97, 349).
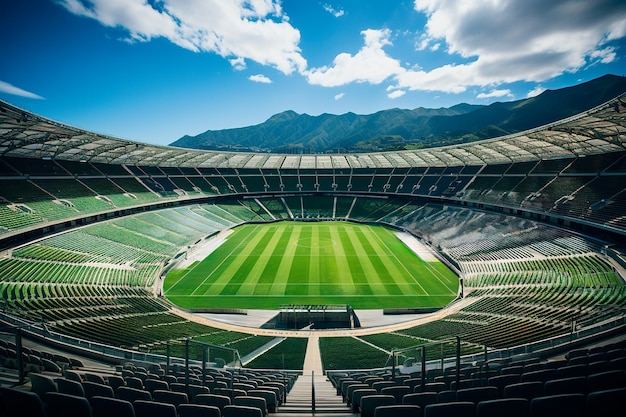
(276, 373, 355, 416)
(275, 335, 355, 416)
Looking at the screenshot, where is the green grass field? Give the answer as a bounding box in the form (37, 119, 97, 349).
(164, 222, 458, 309)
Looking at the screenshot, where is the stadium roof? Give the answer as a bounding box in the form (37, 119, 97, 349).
(1, 95, 625, 169)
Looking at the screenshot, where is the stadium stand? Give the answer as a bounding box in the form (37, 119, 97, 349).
(0, 94, 625, 415)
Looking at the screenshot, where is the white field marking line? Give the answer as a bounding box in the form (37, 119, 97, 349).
(385, 227, 456, 293)
(232, 253, 395, 258)
(367, 225, 428, 293)
(170, 293, 451, 297)
(418, 252, 457, 294)
(351, 335, 391, 354)
(396, 232, 437, 262)
(342, 225, 384, 294)
(388, 228, 453, 292)
(177, 229, 234, 268)
(203, 224, 280, 294)
(351, 226, 408, 296)
(165, 231, 233, 293)
(223, 281, 432, 289)
(235, 224, 288, 296)
(189, 224, 263, 296)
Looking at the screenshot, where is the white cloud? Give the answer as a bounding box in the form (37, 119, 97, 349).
(229, 57, 247, 71)
(0, 81, 44, 99)
(589, 47, 617, 64)
(400, 0, 626, 92)
(334, 93, 345, 100)
(476, 89, 512, 99)
(323, 4, 345, 17)
(249, 74, 272, 83)
(55, 0, 626, 96)
(56, 0, 307, 74)
(388, 90, 406, 99)
(305, 29, 405, 87)
(527, 85, 547, 98)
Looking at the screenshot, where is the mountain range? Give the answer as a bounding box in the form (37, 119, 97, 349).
(170, 74, 626, 153)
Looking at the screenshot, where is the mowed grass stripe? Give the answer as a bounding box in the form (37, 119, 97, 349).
(269, 225, 301, 295)
(329, 224, 358, 294)
(235, 225, 287, 295)
(164, 222, 459, 309)
(354, 226, 408, 295)
(374, 226, 456, 294)
(166, 225, 258, 295)
(308, 224, 321, 296)
(368, 226, 428, 294)
(199, 225, 271, 295)
(287, 225, 311, 296)
(255, 227, 291, 295)
(319, 225, 342, 295)
(343, 225, 390, 295)
(380, 226, 439, 292)
(167, 294, 456, 310)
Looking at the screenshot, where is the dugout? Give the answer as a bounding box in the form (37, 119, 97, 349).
(269, 305, 359, 329)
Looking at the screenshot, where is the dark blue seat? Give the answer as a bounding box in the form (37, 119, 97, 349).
(90, 395, 135, 417)
(133, 400, 177, 417)
(222, 404, 263, 417)
(351, 388, 377, 413)
(476, 398, 529, 417)
(543, 376, 586, 395)
(360, 394, 397, 417)
(116, 386, 152, 403)
(178, 404, 221, 417)
(521, 369, 556, 383)
(234, 396, 268, 417)
(488, 374, 521, 397)
(381, 385, 411, 403)
(585, 386, 626, 417)
(529, 393, 585, 417)
(145, 378, 169, 394)
(586, 369, 626, 392)
(0, 387, 46, 417)
(436, 389, 456, 403)
(424, 401, 475, 417)
(56, 377, 85, 397)
(153, 389, 189, 408)
(82, 381, 115, 399)
(456, 385, 499, 403)
(374, 404, 421, 417)
(503, 381, 544, 400)
(195, 393, 232, 411)
(45, 392, 92, 417)
(402, 391, 438, 408)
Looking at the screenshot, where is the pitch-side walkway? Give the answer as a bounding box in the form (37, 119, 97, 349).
(277, 336, 354, 416)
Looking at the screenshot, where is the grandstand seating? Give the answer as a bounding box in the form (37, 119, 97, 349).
(0, 193, 624, 361)
(1, 149, 626, 234)
(0, 94, 626, 416)
(323, 339, 626, 416)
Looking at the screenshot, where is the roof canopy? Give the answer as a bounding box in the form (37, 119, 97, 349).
(1, 95, 625, 169)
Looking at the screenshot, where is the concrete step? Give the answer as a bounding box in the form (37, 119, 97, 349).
(276, 374, 355, 416)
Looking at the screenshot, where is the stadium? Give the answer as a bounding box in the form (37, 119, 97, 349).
(0, 91, 625, 416)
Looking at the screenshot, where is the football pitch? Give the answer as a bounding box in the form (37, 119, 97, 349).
(164, 222, 458, 310)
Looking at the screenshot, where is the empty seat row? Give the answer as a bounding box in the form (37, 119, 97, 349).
(0, 387, 269, 417)
(360, 388, 626, 417)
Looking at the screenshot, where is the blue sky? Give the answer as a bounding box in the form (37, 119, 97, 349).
(1, 0, 625, 146)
